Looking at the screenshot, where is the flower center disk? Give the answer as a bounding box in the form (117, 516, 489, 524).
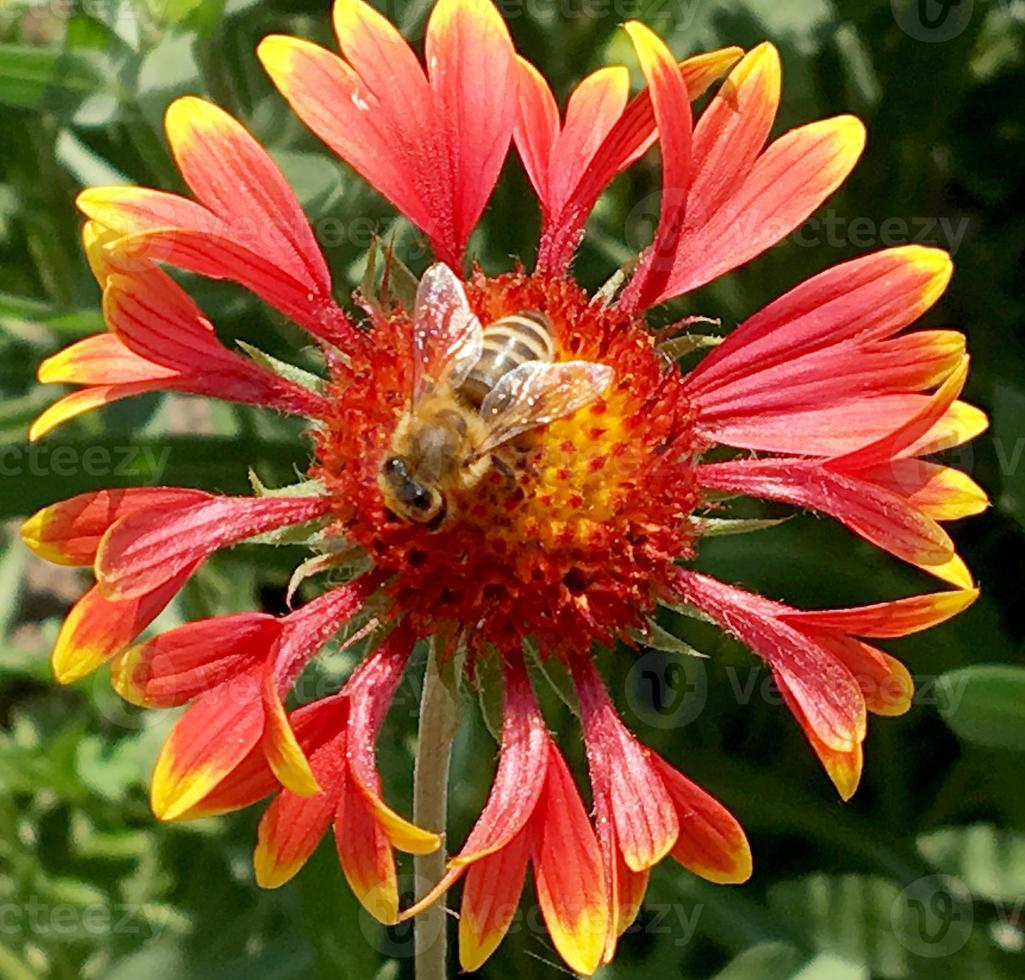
(314, 272, 702, 653)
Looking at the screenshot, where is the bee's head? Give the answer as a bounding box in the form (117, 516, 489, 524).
(378, 456, 446, 527)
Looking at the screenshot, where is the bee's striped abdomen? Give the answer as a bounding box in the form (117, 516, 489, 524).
(459, 311, 555, 407)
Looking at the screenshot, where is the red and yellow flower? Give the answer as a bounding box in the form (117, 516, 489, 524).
(22, 0, 987, 974)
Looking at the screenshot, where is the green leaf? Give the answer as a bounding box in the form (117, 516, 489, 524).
(936, 665, 1025, 751)
(768, 874, 910, 978)
(0, 532, 26, 641)
(792, 954, 870, 980)
(992, 381, 1025, 531)
(0, 291, 104, 335)
(711, 941, 805, 980)
(135, 33, 201, 122)
(0, 436, 308, 520)
(55, 128, 128, 185)
(75, 734, 149, 802)
(918, 824, 1025, 902)
(0, 45, 111, 110)
(0, 941, 39, 980)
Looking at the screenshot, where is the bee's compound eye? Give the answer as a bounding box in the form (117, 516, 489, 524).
(408, 486, 446, 527)
(382, 456, 406, 478)
(409, 487, 433, 511)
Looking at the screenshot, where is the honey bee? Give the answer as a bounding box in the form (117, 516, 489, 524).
(378, 263, 614, 526)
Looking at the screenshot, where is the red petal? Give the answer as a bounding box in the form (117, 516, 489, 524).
(51, 565, 197, 684)
(513, 56, 559, 208)
(458, 827, 533, 972)
(548, 67, 629, 210)
(261, 0, 516, 268)
(174, 746, 276, 820)
(103, 272, 325, 417)
(649, 755, 752, 884)
(254, 713, 348, 888)
(532, 746, 609, 977)
(333, 0, 430, 115)
(535, 47, 741, 276)
(697, 458, 959, 578)
(270, 581, 374, 692)
(177, 692, 348, 821)
(574, 658, 678, 871)
(77, 185, 216, 240)
(150, 668, 265, 820)
(30, 382, 175, 442)
(164, 96, 331, 297)
(21, 488, 209, 566)
(111, 612, 280, 707)
(425, 0, 517, 262)
(604, 834, 648, 962)
(655, 115, 866, 302)
(901, 399, 988, 457)
(551, 49, 739, 267)
(259, 36, 436, 248)
(611, 47, 747, 177)
(858, 460, 988, 520)
(345, 628, 439, 853)
(810, 633, 914, 718)
(620, 21, 692, 311)
(261, 665, 321, 797)
(686, 44, 780, 229)
(450, 660, 550, 864)
(588, 758, 648, 965)
(335, 767, 400, 924)
(777, 681, 864, 800)
(38, 333, 179, 386)
(780, 588, 979, 638)
(672, 571, 866, 755)
(77, 186, 358, 349)
(686, 246, 952, 398)
(701, 394, 950, 457)
(261, 583, 374, 795)
(623, 42, 781, 310)
(112, 226, 356, 346)
(399, 659, 550, 922)
(828, 358, 968, 470)
(96, 494, 330, 600)
(694, 330, 966, 426)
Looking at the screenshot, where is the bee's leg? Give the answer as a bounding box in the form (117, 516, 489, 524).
(490, 454, 517, 485)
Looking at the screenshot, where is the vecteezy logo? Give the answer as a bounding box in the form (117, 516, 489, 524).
(625, 649, 707, 730)
(891, 874, 974, 958)
(892, 0, 974, 42)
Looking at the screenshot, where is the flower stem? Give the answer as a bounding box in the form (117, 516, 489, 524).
(413, 638, 459, 980)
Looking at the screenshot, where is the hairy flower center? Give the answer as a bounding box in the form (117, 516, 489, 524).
(313, 272, 702, 654)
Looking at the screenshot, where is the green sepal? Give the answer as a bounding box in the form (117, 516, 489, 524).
(359, 235, 420, 316)
(696, 516, 791, 537)
(630, 617, 709, 658)
(472, 647, 506, 743)
(524, 637, 579, 718)
(236, 340, 327, 396)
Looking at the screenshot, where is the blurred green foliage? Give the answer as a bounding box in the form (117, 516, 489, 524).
(2, 0, 1024, 977)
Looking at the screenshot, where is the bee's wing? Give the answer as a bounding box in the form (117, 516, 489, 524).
(478, 360, 614, 452)
(411, 263, 484, 398)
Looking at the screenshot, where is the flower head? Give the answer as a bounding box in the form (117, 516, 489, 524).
(23, 0, 987, 973)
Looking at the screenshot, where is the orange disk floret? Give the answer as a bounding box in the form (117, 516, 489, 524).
(313, 271, 702, 655)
